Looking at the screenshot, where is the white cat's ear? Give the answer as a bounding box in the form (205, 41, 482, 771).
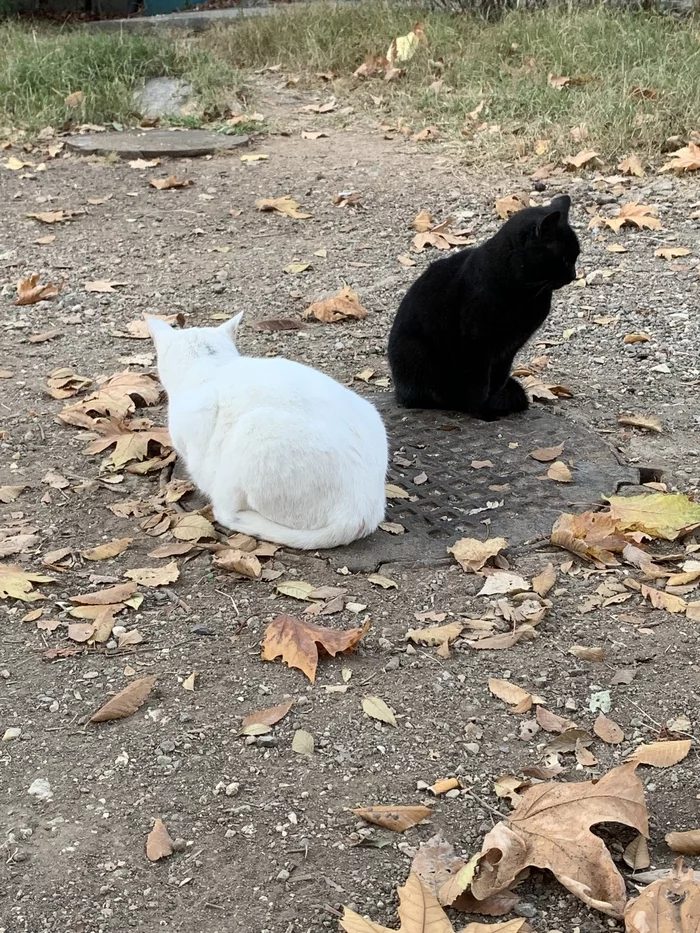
(146, 317, 174, 348)
(219, 312, 243, 340)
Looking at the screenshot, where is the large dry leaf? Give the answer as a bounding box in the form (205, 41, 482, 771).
(88, 675, 156, 723)
(532, 563, 556, 597)
(495, 194, 530, 220)
(84, 417, 171, 468)
(411, 833, 467, 900)
(352, 806, 432, 833)
(82, 538, 132, 561)
(607, 493, 700, 541)
(70, 581, 137, 605)
(255, 195, 311, 219)
(261, 614, 369, 682)
(62, 371, 161, 421)
(640, 583, 686, 614)
(0, 563, 54, 602)
(666, 831, 700, 856)
(660, 142, 700, 173)
(171, 513, 216, 541)
(46, 367, 93, 400)
(626, 740, 691, 768)
(471, 763, 648, 918)
(406, 621, 463, 650)
(478, 572, 530, 597)
(412, 216, 473, 252)
(447, 537, 508, 572)
(302, 285, 367, 323)
(15, 273, 61, 305)
(551, 510, 632, 564)
(124, 562, 179, 587)
(624, 858, 700, 932)
(146, 818, 174, 861)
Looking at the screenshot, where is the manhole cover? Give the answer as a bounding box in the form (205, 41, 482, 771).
(173, 396, 638, 571)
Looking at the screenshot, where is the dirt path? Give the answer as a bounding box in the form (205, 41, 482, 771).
(1, 81, 699, 933)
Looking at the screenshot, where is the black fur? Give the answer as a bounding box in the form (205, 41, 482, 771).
(387, 195, 580, 421)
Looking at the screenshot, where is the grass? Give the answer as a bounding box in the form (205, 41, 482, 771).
(203, 2, 700, 159)
(0, 23, 241, 132)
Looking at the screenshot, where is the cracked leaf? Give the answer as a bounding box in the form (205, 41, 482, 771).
(302, 285, 367, 323)
(16, 273, 62, 305)
(124, 562, 179, 587)
(624, 858, 700, 932)
(261, 614, 368, 681)
(447, 537, 508, 572)
(0, 563, 54, 602)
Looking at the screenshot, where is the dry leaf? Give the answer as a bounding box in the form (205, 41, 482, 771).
(665, 830, 700, 856)
(125, 311, 184, 339)
(412, 209, 434, 232)
(182, 672, 197, 692)
(594, 712, 624, 744)
(15, 273, 61, 306)
(242, 699, 294, 732)
(276, 580, 316, 600)
(363, 695, 397, 726)
(26, 210, 74, 224)
(291, 728, 314, 756)
(551, 510, 632, 564)
(618, 413, 663, 433)
(626, 739, 691, 768)
(608, 493, 700, 541)
(412, 126, 440, 142)
(124, 562, 179, 588)
(641, 583, 687, 614)
(547, 461, 573, 483)
(129, 158, 160, 169)
(68, 622, 95, 643)
(660, 142, 700, 173)
(472, 763, 647, 918)
(532, 563, 556, 597)
(302, 285, 368, 323)
(254, 318, 304, 333)
(0, 563, 54, 602)
(618, 155, 644, 177)
(84, 417, 171, 468)
(82, 538, 132, 561)
(0, 485, 26, 503)
(261, 614, 368, 682)
(623, 834, 651, 870)
(590, 203, 661, 233)
(149, 176, 193, 190)
(488, 679, 533, 711)
(412, 216, 473, 252)
(88, 675, 156, 723)
(171, 513, 216, 542)
(213, 548, 261, 579)
(406, 621, 463, 652)
(447, 537, 508, 573)
(70, 581, 136, 605)
(562, 149, 599, 170)
(367, 573, 397, 589)
(624, 858, 700, 932)
(569, 645, 606, 661)
(352, 807, 431, 833)
(146, 818, 174, 861)
(655, 247, 691, 260)
(46, 367, 93, 400)
(478, 572, 531, 597)
(84, 280, 127, 293)
(536, 706, 578, 733)
(529, 443, 564, 462)
(411, 833, 468, 900)
(495, 194, 530, 220)
(240, 153, 268, 162)
(255, 195, 312, 219)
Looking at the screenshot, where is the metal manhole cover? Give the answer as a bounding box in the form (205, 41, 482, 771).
(173, 396, 638, 571)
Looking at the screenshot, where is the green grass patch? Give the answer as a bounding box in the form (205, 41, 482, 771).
(0, 23, 241, 132)
(204, 2, 700, 159)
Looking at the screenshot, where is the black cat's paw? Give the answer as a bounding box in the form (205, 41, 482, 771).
(484, 377, 529, 418)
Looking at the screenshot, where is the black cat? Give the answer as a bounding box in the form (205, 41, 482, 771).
(388, 195, 579, 421)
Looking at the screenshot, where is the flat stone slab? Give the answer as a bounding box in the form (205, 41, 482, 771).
(66, 129, 249, 160)
(85, 6, 275, 34)
(173, 396, 639, 572)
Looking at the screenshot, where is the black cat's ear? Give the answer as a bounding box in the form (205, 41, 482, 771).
(551, 194, 571, 217)
(537, 210, 561, 240)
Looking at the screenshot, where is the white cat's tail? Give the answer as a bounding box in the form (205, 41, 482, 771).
(225, 510, 375, 550)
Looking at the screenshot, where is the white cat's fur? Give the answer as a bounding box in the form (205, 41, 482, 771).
(148, 314, 388, 549)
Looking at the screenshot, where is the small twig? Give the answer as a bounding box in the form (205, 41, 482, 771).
(215, 589, 239, 616)
(464, 787, 505, 819)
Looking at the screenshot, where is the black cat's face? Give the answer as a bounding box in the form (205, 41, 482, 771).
(514, 196, 580, 291)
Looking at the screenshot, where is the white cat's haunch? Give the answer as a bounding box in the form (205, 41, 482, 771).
(148, 314, 388, 549)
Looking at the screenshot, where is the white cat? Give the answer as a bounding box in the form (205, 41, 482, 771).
(148, 314, 388, 549)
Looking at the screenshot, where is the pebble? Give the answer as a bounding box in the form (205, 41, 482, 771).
(192, 624, 214, 636)
(28, 778, 53, 802)
(257, 735, 278, 748)
(514, 903, 538, 919)
(277, 869, 290, 881)
(385, 657, 400, 671)
(225, 782, 240, 797)
(2, 727, 21, 742)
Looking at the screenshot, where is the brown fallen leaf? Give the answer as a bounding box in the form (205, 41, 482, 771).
(412, 126, 440, 142)
(88, 675, 156, 723)
(660, 142, 700, 173)
(495, 193, 530, 220)
(640, 583, 687, 614)
(412, 209, 434, 232)
(624, 858, 700, 932)
(410, 833, 468, 901)
(261, 614, 369, 682)
(536, 706, 577, 733)
(46, 367, 93, 400)
(302, 285, 368, 323)
(84, 280, 127, 293)
(626, 739, 692, 768)
(341, 873, 458, 933)
(0, 563, 54, 602)
(146, 818, 174, 861)
(352, 805, 432, 833)
(623, 333, 651, 344)
(546, 461, 572, 483)
(125, 311, 184, 340)
(619, 413, 663, 433)
(551, 510, 632, 565)
(447, 537, 508, 572)
(241, 698, 294, 733)
(569, 645, 606, 661)
(655, 246, 691, 261)
(69, 581, 137, 605)
(478, 572, 531, 597)
(665, 830, 700, 856)
(406, 621, 464, 655)
(67, 621, 95, 643)
(213, 548, 262, 579)
(532, 563, 556, 597)
(623, 834, 651, 870)
(255, 195, 312, 219)
(15, 273, 62, 306)
(594, 712, 624, 744)
(124, 562, 179, 588)
(26, 210, 75, 224)
(412, 215, 474, 252)
(171, 513, 216, 542)
(82, 538, 132, 561)
(149, 176, 193, 190)
(529, 443, 564, 462)
(28, 329, 62, 344)
(254, 318, 304, 332)
(471, 763, 648, 918)
(589, 203, 661, 233)
(618, 155, 644, 177)
(488, 679, 533, 712)
(84, 417, 171, 468)
(562, 148, 599, 170)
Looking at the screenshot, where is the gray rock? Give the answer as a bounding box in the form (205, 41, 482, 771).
(133, 77, 194, 120)
(66, 129, 249, 160)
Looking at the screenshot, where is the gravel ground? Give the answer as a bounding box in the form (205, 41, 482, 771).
(1, 79, 699, 933)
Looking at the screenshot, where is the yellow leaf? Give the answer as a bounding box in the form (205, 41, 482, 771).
(618, 155, 644, 177)
(562, 149, 599, 170)
(607, 492, 700, 541)
(0, 563, 54, 602)
(255, 195, 312, 219)
(276, 580, 316, 600)
(406, 621, 463, 648)
(182, 672, 197, 692)
(284, 262, 311, 274)
(171, 513, 216, 542)
(82, 538, 133, 561)
(447, 536, 508, 572)
(291, 728, 314, 755)
(240, 153, 269, 162)
(386, 483, 409, 499)
(362, 695, 397, 726)
(124, 561, 180, 587)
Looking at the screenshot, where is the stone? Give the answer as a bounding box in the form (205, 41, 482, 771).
(133, 77, 193, 120)
(28, 778, 53, 802)
(2, 727, 21, 741)
(66, 129, 249, 160)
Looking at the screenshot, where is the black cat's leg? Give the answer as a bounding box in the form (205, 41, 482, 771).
(483, 377, 529, 419)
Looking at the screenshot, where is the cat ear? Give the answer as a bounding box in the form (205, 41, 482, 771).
(219, 312, 243, 340)
(550, 194, 571, 217)
(146, 317, 174, 347)
(537, 210, 561, 240)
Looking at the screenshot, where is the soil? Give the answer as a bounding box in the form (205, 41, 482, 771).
(1, 76, 699, 933)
